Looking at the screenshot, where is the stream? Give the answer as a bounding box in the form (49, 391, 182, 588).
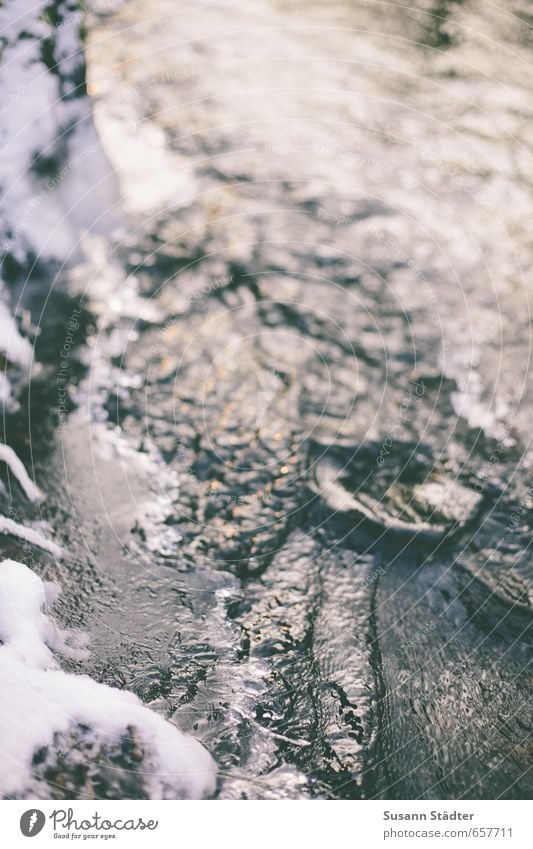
(1, 0, 532, 799)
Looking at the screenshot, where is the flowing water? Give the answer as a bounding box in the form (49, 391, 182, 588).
(2, 0, 533, 799)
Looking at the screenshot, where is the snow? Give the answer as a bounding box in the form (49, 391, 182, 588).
(0, 0, 122, 263)
(0, 442, 61, 556)
(0, 559, 217, 799)
(0, 443, 43, 502)
(0, 516, 62, 558)
(0, 286, 33, 410)
(0, 3, 217, 800)
(0, 297, 33, 370)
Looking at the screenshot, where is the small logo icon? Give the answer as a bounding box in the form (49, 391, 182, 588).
(20, 810, 46, 837)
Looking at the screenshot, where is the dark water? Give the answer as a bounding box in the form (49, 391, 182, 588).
(4, 0, 533, 798)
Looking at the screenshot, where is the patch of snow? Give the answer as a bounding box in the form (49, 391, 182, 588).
(0, 295, 33, 370)
(0, 559, 217, 799)
(0, 443, 61, 555)
(0, 0, 122, 262)
(0, 443, 43, 502)
(0, 517, 62, 558)
(0, 284, 33, 410)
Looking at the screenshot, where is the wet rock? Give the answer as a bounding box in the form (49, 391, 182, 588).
(308, 440, 483, 543)
(29, 725, 147, 800)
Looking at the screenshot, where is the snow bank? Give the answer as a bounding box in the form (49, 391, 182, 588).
(0, 284, 33, 410)
(0, 0, 122, 263)
(0, 516, 62, 558)
(0, 444, 43, 502)
(0, 560, 217, 799)
(0, 441, 61, 556)
(0, 3, 217, 799)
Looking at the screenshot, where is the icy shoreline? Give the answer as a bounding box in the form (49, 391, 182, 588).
(0, 559, 216, 799)
(0, 0, 217, 799)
